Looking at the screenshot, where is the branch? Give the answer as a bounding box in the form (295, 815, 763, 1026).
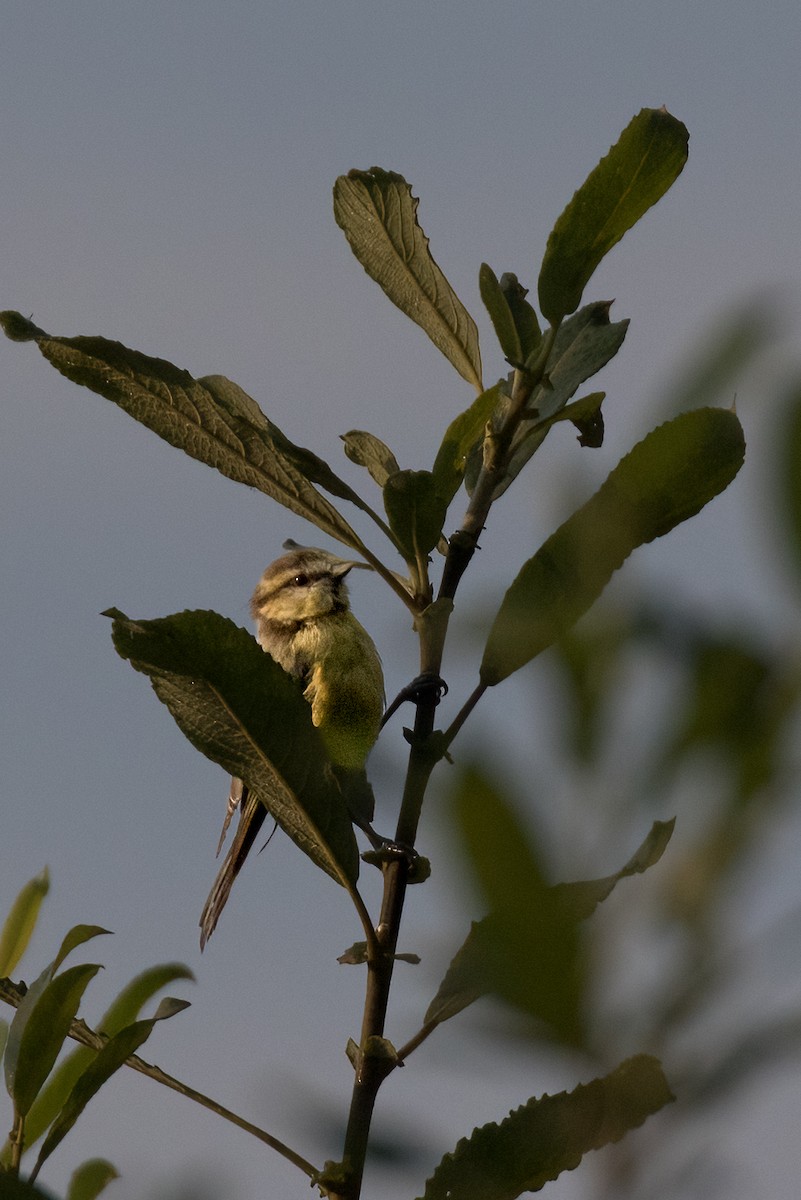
(0, 977, 317, 1180)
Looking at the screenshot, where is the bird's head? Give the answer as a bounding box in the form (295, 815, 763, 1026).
(250, 544, 366, 626)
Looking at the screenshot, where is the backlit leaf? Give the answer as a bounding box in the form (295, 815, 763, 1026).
(0, 314, 372, 555)
(465, 303, 628, 498)
(33, 1003, 184, 1177)
(419, 1056, 673, 1200)
(432, 383, 503, 505)
(384, 471, 449, 562)
(66, 1159, 119, 1200)
(7, 964, 101, 1116)
(0, 870, 49, 977)
(481, 408, 745, 684)
(341, 430, 401, 488)
(18, 963, 193, 1155)
(107, 608, 360, 888)
(538, 108, 689, 323)
(334, 169, 482, 391)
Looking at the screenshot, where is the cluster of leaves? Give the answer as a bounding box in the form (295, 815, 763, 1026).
(0, 871, 191, 1198)
(0, 107, 754, 1199)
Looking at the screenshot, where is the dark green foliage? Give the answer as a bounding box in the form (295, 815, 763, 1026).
(419, 1057, 673, 1200)
(481, 408, 745, 684)
(2, 108, 760, 1200)
(538, 107, 689, 322)
(106, 608, 361, 888)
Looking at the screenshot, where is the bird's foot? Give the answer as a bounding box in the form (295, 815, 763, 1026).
(381, 672, 448, 728)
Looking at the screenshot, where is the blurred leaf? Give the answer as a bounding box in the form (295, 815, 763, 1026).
(429, 784, 672, 1033)
(52, 927, 111, 975)
(333, 168, 483, 391)
(97, 963, 194, 1034)
(0, 1019, 8, 1060)
(6, 964, 101, 1116)
(431, 383, 503, 505)
(680, 1011, 801, 1111)
(479, 267, 542, 366)
(441, 769, 584, 1045)
(481, 408, 745, 685)
(0, 1176, 58, 1199)
(384, 470, 449, 562)
(0, 314, 373, 555)
(106, 608, 360, 888)
(0, 869, 49, 977)
(776, 378, 801, 595)
(19, 963, 194, 1154)
(341, 430, 401, 487)
(418, 1055, 673, 1200)
(657, 632, 800, 804)
(549, 616, 628, 763)
(538, 108, 689, 323)
(32, 1002, 185, 1178)
(551, 819, 675, 919)
(465, 303, 627, 498)
(66, 1159, 119, 1200)
(656, 296, 778, 416)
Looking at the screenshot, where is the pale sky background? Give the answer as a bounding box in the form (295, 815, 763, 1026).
(3, 4, 801, 1199)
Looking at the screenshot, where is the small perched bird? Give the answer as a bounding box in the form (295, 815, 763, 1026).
(199, 543, 384, 947)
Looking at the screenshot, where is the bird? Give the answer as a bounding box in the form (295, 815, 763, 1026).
(199, 543, 384, 947)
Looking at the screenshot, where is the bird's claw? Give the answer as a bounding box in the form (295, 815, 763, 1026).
(381, 672, 448, 728)
(362, 835, 429, 883)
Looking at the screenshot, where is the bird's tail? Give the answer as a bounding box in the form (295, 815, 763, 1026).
(199, 786, 267, 949)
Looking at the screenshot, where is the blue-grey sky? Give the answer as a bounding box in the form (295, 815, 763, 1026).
(3, 4, 801, 1199)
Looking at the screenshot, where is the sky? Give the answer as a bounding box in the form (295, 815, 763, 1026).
(2, 3, 801, 1199)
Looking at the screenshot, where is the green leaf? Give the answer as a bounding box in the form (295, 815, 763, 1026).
(653, 631, 797, 806)
(0, 314, 373, 556)
(106, 608, 360, 888)
(97, 962, 194, 1034)
(418, 1055, 674, 1200)
(6, 963, 101, 1116)
(18, 963, 193, 1155)
(776, 379, 801, 596)
(562, 392, 605, 447)
(478, 266, 543, 367)
(429, 769, 584, 1044)
(341, 430, 401, 487)
(52, 927, 112, 975)
(500, 273, 542, 363)
(32, 1003, 185, 1178)
(427, 816, 674, 1031)
(201, 375, 390, 535)
(479, 265, 519, 363)
(481, 407, 745, 685)
(0, 869, 49, 977)
(538, 108, 689, 323)
(0, 1176, 57, 1199)
(465, 303, 628, 498)
(432, 383, 503, 505)
(333, 169, 483, 391)
(383, 471, 449, 562)
(66, 1159, 119, 1200)
(551, 819, 675, 919)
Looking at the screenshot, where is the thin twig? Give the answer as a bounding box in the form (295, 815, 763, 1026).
(442, 682, 487, 750)
(0, 978, 317, 1180)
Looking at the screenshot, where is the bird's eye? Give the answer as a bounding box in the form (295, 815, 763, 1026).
(292, 574, 309, 587)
